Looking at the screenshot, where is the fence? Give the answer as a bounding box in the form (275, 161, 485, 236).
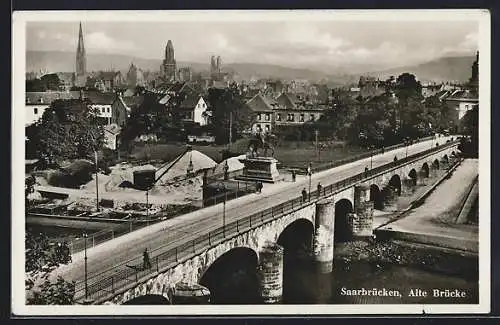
(74, 139, 459, 304)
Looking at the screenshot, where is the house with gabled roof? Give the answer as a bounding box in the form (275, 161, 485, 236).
(246, 93, 277, 134)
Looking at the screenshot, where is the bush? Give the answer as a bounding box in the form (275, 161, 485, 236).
(48, 160, 93, 188)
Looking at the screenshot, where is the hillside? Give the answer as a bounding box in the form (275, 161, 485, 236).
(26, 50, 474, 84)
(26, 50, 350, 83)
(367, 56, 475, 83)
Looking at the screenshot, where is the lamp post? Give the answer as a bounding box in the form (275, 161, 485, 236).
(307, 163, 312, 202)
(369, 145, 375, 169)
(83, 232, 89, 300)
(146, 189, 149, 226)
(218, 183, 226, 237)
(94, 151, 99, 212)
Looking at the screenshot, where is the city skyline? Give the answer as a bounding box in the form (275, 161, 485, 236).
(26, 17, 478, 71)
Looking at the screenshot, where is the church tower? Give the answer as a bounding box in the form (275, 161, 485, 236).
(161, 40, 177, 81)
(469, 51, 479, 93)
(76, 22, 86, 77)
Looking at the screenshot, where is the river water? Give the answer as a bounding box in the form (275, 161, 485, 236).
(282, 258, 478, 304)
(207, 256, 478, 305)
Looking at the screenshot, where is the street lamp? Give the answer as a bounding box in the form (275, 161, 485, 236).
(405, 137, 410, 158)
(307, 163, 312, 202)
(218, 183, 227, 237)
(145, 189, 149, 226)
(94, 150, 99, 212)
(369, 145, 375, 169)
(83, 232, 89, 300)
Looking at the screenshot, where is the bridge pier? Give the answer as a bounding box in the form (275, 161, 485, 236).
(313, 199, 335, 273)
(401, 178, 416, 196)
(348, 184, 374, 238)
(382, 186, 398, 211)
(258, 242, 284, 303)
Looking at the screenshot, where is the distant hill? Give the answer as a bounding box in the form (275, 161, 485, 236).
(25, 50, 353, 84)
(26, 50, 474, 85)
(367, 56, 476, 83)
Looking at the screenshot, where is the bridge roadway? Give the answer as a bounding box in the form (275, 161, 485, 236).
(54, 136, 453, 288)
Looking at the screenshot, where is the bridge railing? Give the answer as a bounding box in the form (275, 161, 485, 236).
(74, 139, 459, 304)
(288, 135, 435, 174)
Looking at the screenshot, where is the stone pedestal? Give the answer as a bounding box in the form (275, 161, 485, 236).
(236, 157, 281, 183)
(171, 282, 211, 304)
(258, 242, 284, 303)
(313, 199, 335, 273)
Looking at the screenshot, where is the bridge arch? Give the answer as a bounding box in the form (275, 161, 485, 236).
(421, 163, 430, 178)
(122, 294, 170, 305)
(334, 198, 354, 242)
(388, 174, 402, 196)
(277, 218, 314, 301)
(369, 184, 383, 210)
(199, 247, 260, 304)
(408, 169, 418, 187)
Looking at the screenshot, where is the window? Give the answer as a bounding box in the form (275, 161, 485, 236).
(276, 113, 281, 121)
(34, 108, 38, 115)
(300, 114, 305, 122)
(465, 104, 469, 109)
(202, 103, 206, 108)
(265, 125, 270, 132)
(257, 113, 261, 121)
(107, 107, 110, 113)
(265, 113, 270, 121)
(310, 114, 315, 121)
(288, 114, 295, 122)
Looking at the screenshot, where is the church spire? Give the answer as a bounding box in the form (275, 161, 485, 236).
(76, 22, 86, 76)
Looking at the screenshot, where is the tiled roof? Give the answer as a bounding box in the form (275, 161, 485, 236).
(26, 91, 75, 105)
(97, 71, 121, 80)
(446, 89, 478, 101)
(246, 94, 275, 112)
(85, 91, 117, 105)
(179, 95, 201, 109)
(276, 93, 298, 109)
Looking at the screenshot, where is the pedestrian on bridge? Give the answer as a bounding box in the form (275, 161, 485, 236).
(291, 169, 296, 182)
(302, 188, 308, 203)
(364, 167, 369, 177)
(317, 182, 322, 198)
(143, 248, 152, 270)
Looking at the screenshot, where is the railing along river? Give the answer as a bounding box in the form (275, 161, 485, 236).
(74, 139, 459, 304)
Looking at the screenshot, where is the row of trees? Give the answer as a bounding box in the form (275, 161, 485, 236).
(301, 73, 458, 148)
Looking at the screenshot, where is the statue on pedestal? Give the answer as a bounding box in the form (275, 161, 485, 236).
(247, 132, 277, 157)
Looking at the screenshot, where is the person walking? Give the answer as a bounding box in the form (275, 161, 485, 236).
(301, 188, 308, 203)
(317, 182, 322, 198)
(291, 170, 296, 182)
(143, 248, 152, 270)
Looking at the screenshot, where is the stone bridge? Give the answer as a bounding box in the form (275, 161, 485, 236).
(97, 142, 459, 305)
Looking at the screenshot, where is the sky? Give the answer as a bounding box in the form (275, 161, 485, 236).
(26, 14, 479, 70)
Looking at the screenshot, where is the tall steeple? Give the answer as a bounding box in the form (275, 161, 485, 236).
(76, 22, 86, 76)
(161, 40, 177, 81)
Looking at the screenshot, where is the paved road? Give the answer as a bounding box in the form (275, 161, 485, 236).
(378, 158, 478, 252)
(54, 136, 453, 287)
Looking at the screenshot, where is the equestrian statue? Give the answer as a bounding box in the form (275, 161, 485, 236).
(247, 132, 277, 158)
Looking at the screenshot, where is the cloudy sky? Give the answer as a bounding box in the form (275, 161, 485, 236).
(26, 15, 479, 70)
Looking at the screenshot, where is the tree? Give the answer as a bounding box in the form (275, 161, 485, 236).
(206, 84, 254, 144)
(28, 276, 76, 305)
(40, 73, 62, 91)
(26, 99, 105, 166)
